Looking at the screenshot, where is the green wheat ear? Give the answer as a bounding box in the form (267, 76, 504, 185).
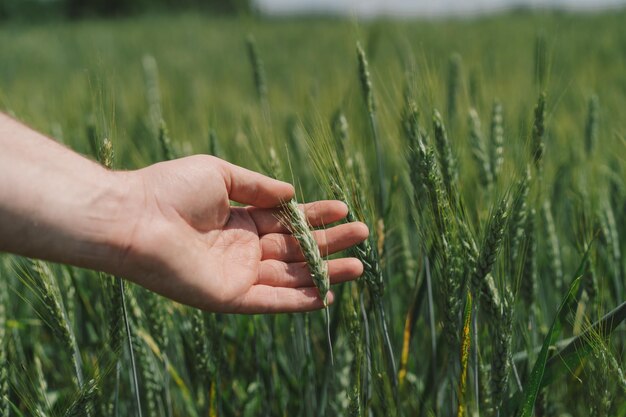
(280, 198, 330, 306)
(531, 92, 546, 169)
(269, 147, 330, 305)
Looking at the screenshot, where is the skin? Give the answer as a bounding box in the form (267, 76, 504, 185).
(0, 112, 368, 313)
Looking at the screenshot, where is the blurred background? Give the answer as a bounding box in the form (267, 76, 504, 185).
(1, 0, 625, 19)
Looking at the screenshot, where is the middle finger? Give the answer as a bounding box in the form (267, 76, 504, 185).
(260, 222, 369, 262)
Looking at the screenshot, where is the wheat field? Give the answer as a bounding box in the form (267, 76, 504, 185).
(0, 10, 625, 416)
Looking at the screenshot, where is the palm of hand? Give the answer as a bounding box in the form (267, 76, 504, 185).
(127, 156, 367, 314)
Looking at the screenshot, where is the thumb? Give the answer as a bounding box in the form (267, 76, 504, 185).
(217, 158, 295, 207)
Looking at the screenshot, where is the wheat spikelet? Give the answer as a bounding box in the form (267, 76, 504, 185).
(332, 110, 350, 160)
(30, 261, 85, 389)
(542, 200, 563, 290)
(521, 208, 537, 309)
(404, 100, 448, 234)
(490, 289, 513, 413)
(531, 92, 546, 169)
(60, 266, 76, 325)
(330, 180, 383, 298)
(471, 197, 509, 319)
(281, 198, 330, 305)
(582, 242, 599, 301)
(158, 119, 175, 161)
(357, 42, 376, 115)
(468, 108, 494, 189)
(127, 289, 163, 417)
(134, 330, 161, 417)
(590, 347, 616, 417)
(479, 359, 492, 414)
(356, 41, 387, 213)
(145, 293, 169, 351)
(208, 129, 221, 157)
(98, 137, 114, 170)
(606, 349, 626, 393)
(601, 201, 622, 294)
(192, 309, 220, 412)
(33, 354, 49, 412)
(433, 109, 458, 202)
(509, 168, 530, 268)
(191, 310, 210, 380)
(442, 236, 464, 346)
(246, 35, 268, 107)
(100, 272, 124, 352)
(63, 379, 98, 417)
(489, 100, 504, 180)
(142, 54, 162, 133)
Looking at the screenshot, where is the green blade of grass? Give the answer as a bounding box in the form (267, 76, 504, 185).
(517, 276, 581, 417)
(505, 244, 594, 415)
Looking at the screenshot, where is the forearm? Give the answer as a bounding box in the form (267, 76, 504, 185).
(0, 112, 134, 272)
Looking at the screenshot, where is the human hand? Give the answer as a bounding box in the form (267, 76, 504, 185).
(116, 155, 368, 313)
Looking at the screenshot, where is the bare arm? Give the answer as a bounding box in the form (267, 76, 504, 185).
(0, 112, 133, 270)
(0, 113, 367, 313)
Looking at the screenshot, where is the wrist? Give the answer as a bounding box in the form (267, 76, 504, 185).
(103, 168, 186, 292)
(99, 169, 147, 277)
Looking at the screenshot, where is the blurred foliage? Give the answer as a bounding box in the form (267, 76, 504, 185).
(0, 0, 253, 20)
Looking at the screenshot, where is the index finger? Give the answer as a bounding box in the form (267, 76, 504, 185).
(217, 158, 295, 207)
(248, 200, 349, 235)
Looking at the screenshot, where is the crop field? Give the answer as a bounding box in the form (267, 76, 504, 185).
(1, 9, 626, 417)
